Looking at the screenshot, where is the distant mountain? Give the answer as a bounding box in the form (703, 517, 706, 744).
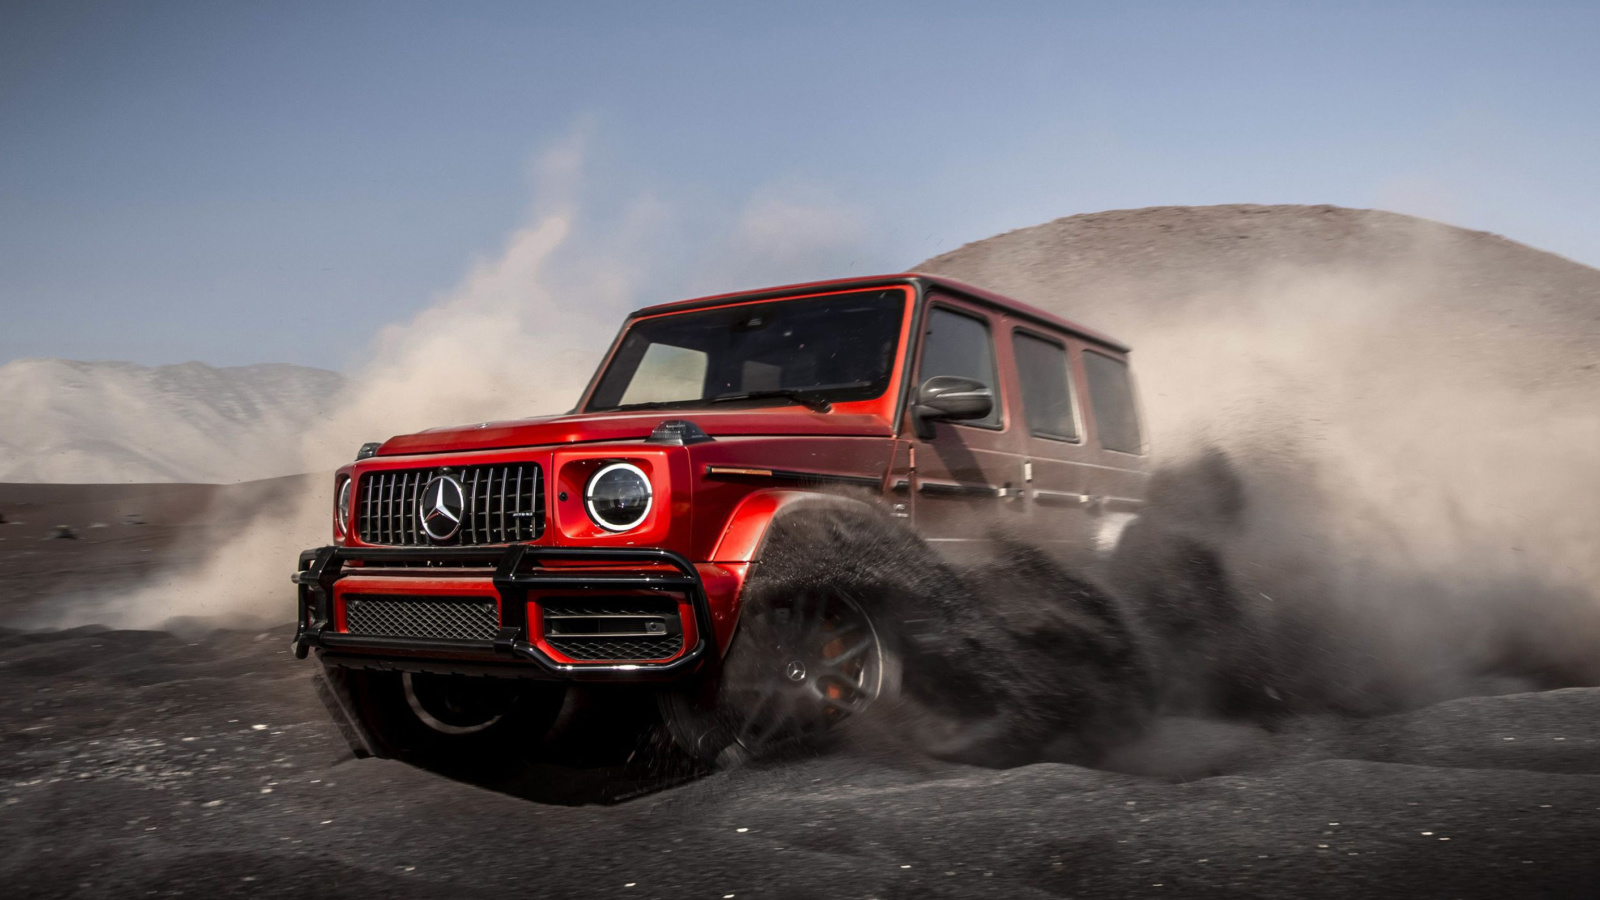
(0, 359, 345, 483)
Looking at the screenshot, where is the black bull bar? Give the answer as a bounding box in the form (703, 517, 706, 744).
(291, 544, 716, 679)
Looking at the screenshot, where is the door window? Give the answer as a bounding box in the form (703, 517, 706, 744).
(1083, 351, 1143, 453)
(1012, 331, 1080, 441)
(918, 306, 1002, 428)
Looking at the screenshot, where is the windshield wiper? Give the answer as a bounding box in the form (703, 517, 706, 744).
(708, 389, 833, 413)
(596, 400, 695, 412)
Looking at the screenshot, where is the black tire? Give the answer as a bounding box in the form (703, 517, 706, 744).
(333, 666, 566, 772)
(661, 586, 898, 765)
(659, 504, 917, 765)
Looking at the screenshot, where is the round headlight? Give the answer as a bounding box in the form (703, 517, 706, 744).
(584, 462, 652, 532)
(335, 477, 352, 537)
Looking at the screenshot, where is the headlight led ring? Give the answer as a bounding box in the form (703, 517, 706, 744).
(584, 462, 652, 533)
(335, 477, 352, 537)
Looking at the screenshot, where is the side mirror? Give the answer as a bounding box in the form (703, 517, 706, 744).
(912, 375, 994, 439)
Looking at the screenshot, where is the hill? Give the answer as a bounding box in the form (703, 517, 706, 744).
(0, 359, 344, 483)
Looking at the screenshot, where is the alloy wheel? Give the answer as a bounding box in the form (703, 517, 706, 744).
(402, 672, 512, 735)
(722, 590, 887, 755)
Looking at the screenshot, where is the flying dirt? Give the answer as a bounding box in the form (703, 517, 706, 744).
(921, 204, 1600, 711)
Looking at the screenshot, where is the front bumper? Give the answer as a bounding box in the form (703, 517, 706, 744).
(291, 544, 716, 680)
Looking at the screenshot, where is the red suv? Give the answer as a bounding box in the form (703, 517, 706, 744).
(294, 274, 1147, 764)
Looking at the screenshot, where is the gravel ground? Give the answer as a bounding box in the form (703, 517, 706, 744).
(1, 623, 1597, 899)
(0, 479, 310, 624)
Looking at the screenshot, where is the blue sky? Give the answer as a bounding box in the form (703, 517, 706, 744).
(2, 1, 1597, 369)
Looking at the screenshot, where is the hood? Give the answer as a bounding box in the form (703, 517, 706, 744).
(377, 408, 895, 457)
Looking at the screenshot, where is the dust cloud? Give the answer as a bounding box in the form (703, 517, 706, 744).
(1113, 261, 1600, 714)
(52, 211, 606, 629)
(914, 210, 1600, 728)
(56, 139, 618, 628)
(60, 141, 876, 630)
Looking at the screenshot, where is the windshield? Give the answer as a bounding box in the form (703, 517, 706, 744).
(586, 289, 907, 413)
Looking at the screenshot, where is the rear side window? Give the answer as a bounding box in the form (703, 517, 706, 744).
(919, 306, 1002, 428)
(1012, 331, 1079, 441)
(1083, 351, 1142, 453)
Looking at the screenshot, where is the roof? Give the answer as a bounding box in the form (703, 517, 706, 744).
(628, 273, 1131, 353)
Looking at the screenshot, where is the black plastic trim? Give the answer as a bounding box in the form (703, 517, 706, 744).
(647, 419, 715, 445)
(625, 276, 919, 320)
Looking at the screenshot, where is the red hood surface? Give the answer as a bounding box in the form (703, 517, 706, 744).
(377, 409, 895, 456)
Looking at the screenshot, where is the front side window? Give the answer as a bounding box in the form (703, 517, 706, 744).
(918, 306, 1002, 428)
(587, 289, 906, 412)
(1012, 331, 1079, 441)
(1083, 350, 1143, 453)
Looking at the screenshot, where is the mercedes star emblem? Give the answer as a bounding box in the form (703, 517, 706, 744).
(419, 474, 465, 542)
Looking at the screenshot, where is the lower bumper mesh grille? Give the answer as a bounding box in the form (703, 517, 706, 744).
(542, 597, 684, 661)
(547, 636, 684, 661)
(345, 595, 499, 641)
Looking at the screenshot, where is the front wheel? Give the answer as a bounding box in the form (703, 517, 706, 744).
(661, 589, 897, 764)
(332, 667, 566, 771)
(401, 671, 518, 734)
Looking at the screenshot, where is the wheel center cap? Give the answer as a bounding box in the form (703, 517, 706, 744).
(784, 660, 808, 682)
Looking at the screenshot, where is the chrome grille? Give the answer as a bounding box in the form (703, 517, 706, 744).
(357, 463, 543, 546)
(344, 595, 499, 641)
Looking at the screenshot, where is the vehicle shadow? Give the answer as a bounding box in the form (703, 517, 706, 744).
(418, 686, 711, 806)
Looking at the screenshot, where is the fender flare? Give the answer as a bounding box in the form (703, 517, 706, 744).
(709, 488, 883, 565)
(696, 489, 884, 655)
